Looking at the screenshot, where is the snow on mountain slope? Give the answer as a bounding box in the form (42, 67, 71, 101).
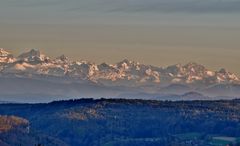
(0, 48, 11, 57)
(0, 49, 15, 63)
(0, 49, 239, 92)
(17, 49, 49, 63)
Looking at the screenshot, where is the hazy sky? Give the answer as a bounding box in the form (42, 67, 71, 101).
(0, 0, 240, 75)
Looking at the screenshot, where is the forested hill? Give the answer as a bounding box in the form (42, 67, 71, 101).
(0, 98, 240, 146)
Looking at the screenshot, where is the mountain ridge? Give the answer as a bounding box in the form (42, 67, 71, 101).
(0, 48, 239, 101)
(0, 48, 239, 85)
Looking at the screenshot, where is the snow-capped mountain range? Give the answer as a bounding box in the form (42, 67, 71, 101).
(0, 48, 239, 102)
(1, 48, 239, 85)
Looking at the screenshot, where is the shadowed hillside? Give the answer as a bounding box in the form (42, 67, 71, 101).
(0, 98, 240, 146)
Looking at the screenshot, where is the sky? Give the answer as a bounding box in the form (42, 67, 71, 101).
(0, 0, 240, 75)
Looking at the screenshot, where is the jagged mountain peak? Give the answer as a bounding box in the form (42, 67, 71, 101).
(0, 49, 239, 87)
(218, 68, 228, 74)
(183, 62, 206, 70)
(119, 59, 131, 64)
(0, 48, 12, 57)
(117, 59, 140, 66)
(58, 54, 68, 60)
(18, 49, 49, 63)
(0, 48, 15, 63)
(56, 54, 69, 62)
(22, 48, 41, 55)
(116, 59, 142, 71)
(98, 62, 113, 70)
(177, 62, 207, 75)
(165, 63, 184, 76)
(216, 68, 239, 82)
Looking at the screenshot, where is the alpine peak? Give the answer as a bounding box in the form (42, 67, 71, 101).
(17, 49, 48, 63)
(0, 48, 15, 63)
(56, 55, 69, 62)
(0, 49, 239, 87)
(0, 48, 11, 57)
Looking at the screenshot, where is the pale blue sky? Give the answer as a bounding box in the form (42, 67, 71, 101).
(0, 0, 240, 75)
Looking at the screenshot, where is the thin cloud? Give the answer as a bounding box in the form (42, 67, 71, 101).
(0, 0, 63, 7)
(2, 0, 240, 14)
(106, 0, 240, 13)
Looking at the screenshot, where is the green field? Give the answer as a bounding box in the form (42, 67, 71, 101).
(175, 132, 203, 141)
(208, 136, 240, 146)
